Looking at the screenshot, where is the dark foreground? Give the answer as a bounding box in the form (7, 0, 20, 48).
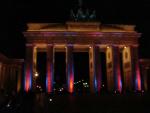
(0, 92, 150, 113)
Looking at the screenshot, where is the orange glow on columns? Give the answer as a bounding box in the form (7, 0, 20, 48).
(69, 76, 74, 93)
(17, 75, 21, 92)
(136, 65, 141, 91)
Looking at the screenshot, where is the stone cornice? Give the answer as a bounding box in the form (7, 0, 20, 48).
(23, 31, 141, 38)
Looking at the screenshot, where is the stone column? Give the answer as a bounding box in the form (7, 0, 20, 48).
(25, 44, 34, 92)
(9, 66, 13, 89)
(141, 66, 148, 91)
(66, 45, 74, 93)
(0, 65, 5, 89)
(113, 46, 122, 92)
(3, 66, 7, 88)
(89, 45, 101, 93)
(130, 46, 141, 91)
(12, 67, 17, 91)
(17, 66, 22, 92)
(122, 46, 141, 91)
(106, 46, 114, 92)
(32, 46, 37, 90)
(5, 65, 10, 91)
(106, 46, 122, 92)
(46, 44, 54, 93)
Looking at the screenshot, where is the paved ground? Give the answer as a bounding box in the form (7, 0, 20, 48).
(0, 92, 150, 113)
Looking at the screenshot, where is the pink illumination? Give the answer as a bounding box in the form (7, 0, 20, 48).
(25, 71, 30, 92)
(114, 47, 122, 93)
(46, 46, 53, 93)
(25, 65, 32, 92)
(46, 62, 53, 93)
(117, 72, 122, 93)
(136, 63, 141, 91)
(117, 60, 122, 92)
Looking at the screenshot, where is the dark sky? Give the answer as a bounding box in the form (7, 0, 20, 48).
(0, 0, 150, 59)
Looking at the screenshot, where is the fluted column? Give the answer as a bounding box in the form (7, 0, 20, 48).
(106, 46, 122, 92)
(66, 45, 74, 93)
(25, 44, 34, 92)
(122, 46, 141, 91)
(3, 65, 8, 89)
(130, 46, 141, 91)
(106, 46, 114, 92)
(113, 46, 122, 92)
(141, 66, 148, 91)
(46, 44, 54, 93)
(32, 46, 37, 90)
(5, 66, 10, 91)
(17, 66, 22, 92)
(89, 45, 101, 93)
(12, 67, 17, 91)
(0, 65, 5, 89)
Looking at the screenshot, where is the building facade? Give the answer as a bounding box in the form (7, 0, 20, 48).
(140, 59, 150, 92)
(0, 53, 24, 93)
(23, 21, 145, 93)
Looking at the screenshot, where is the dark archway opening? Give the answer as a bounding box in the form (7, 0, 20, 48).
(37, 52, 46, 92)
(54, 52, 66, 93)
(100, 52, 107, 93)
(73, 52, 89, 94)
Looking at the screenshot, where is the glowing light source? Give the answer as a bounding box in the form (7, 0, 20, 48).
(49, 98, 52, 102)
(34, 71, 39, 77)
(6, 103, 10, 108)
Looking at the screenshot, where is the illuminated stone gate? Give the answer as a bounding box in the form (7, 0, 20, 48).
(23, 21, 142, 94)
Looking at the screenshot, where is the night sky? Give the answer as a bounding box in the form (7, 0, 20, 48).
(0, 0, 150, 59)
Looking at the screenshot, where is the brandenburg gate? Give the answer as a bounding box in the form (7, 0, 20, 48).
(23, 21, 142, 93)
